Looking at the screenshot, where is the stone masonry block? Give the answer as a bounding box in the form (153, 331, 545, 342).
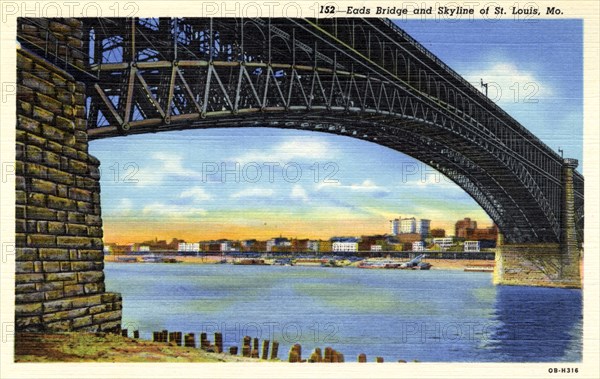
(27, 234, 56, 246)
(36, 92, 63, 114)
(21, 71, 55, 96)
(77, 271, 104, 284)
(47, 195, 77, 211)
(56, 236, 93, 248)
(67, 223, 88, 236)
(15, 273, 44, 284)
(15, 292, 45, 303)
(43, 299, 73, 313)
(33, 106, 55, 124)
(30, 178, 57, 195)
(25, 144, 43, 163)
(15, 302, 43, 316)
(38, 248, 69, 261)
(64, 284, 85, 297)
(47, 221, 66, 234)
(15, 247, 38, 261)
(17, 115, 40, 133)
(26, 206, 57, 220)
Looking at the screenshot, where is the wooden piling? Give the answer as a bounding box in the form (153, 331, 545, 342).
(376, 357, 384, 363)
(184, 333, 196, 348)
(133, 330, 140, 339)
(214, 332, 223, 353)
(251, 337, 259, 358)
(229, 346, 238, 355)
(270, 341, 279, 360)
(358, 353, 367, 363)
(121, 329, 128, 338)
(161, 330, 168, 343)
(324, 347, 333, 362)
(331, 349, 339, 363)
(315, 347, 323, 362)
(152, 331, 159, 342)
(200, 333, 209, 350)
(336, 352, 344, 363)
(261, 340, 270, 360)
(288, 343, 301, 362)
(242, 336, 251, 357)
(309, 347, 322, 363)
(288, 345, 299, 363)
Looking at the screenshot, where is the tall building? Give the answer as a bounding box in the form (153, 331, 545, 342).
(391, 216, 430, 238)
(455, 218, 478, 238)
(390, 219, 400, 235)
(400, 217, 417, 234)
(416, 219, 430, 238)
(430, 228, 446, 238)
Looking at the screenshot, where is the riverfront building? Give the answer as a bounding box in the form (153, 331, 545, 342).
(390, 216, 430, 238)
(455, 218, 478, 238)
(390, 219, 400, 235)
(454, 218, 498, 246)
(412, 241, 425, 252)
(178, 242, 200, 252)
(432, 237, 454, 251)
(332, 241, 359, 252)
(464, 241, 481, 252)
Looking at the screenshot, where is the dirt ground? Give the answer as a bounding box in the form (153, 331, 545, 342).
(14, 333, 263, 362)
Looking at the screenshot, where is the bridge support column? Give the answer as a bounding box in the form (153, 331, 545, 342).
(559, 158, 581, 286)
(15, 18, 122, 331)
(493, 159, 581, 288)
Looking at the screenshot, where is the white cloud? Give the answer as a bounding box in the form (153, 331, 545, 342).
(135, 152, 201, 187)
(230, 188, 275, 199)
(234, 137, 334, 164)
(349, 179, 389, 193)
(290, 184, 309, 202)
(141, 202, 207, 218)
(180, 187, 213, 201)
(464, 61, 553, 105)
(316, 181, 342, 190)
(316, 179, 390, 196)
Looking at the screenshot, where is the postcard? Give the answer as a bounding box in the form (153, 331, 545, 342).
(1, 1, 598, 378)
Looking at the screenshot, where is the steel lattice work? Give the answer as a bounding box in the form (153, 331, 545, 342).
(18, 17, 584, 244)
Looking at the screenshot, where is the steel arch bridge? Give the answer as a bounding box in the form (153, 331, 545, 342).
(48, 17, 582, 245)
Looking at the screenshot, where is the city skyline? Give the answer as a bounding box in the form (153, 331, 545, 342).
(89, 20, 582, 244)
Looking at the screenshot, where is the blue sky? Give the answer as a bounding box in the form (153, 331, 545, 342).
(89, 20, 583, 243)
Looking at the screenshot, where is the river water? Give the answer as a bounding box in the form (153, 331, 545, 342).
(104, 262, 582, 362)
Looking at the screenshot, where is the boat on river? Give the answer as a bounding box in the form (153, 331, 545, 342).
(357, 259, 401, 269)
(357, 254, 432, 270)
(464, 263, 494, 272)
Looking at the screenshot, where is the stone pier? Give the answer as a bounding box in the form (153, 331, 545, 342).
(15, 18, 121, 332)
(493, 159, 582, 289)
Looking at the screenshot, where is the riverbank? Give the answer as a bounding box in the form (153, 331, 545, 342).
(105, 254, 495, 271)
(15, 332, 260, 362)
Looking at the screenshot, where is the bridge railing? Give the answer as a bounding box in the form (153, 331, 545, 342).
(378, 18, 568, 168)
